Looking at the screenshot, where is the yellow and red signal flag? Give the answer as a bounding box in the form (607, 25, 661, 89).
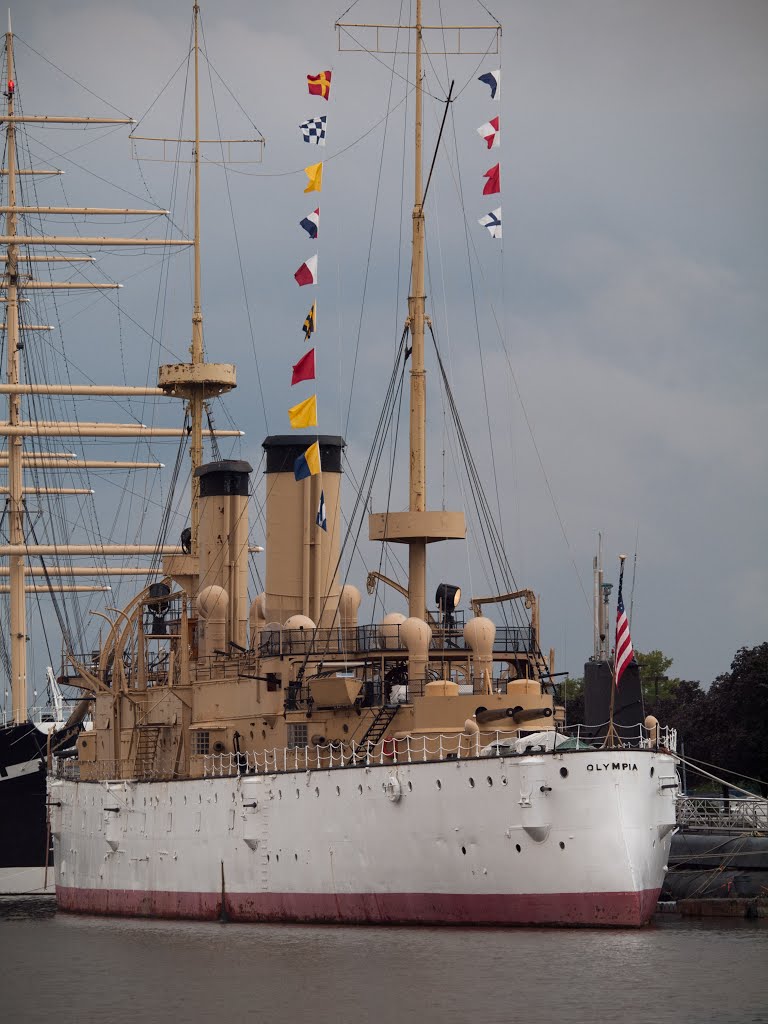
(291, 348, 316, 386)
(307, 70, 332, 100)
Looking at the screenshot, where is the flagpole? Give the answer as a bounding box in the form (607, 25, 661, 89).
(602, 554, 626, 750)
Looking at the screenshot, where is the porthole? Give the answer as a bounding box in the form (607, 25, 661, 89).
(501, 776, 508, 786)
(560, 767, 568, 778)
(436, 779, 442, 790)
(358, 784, 363, 795)
(486, 776, 493, 787)
(469, 777, 475, 788)
(559, 842, 565, 850)
(515, 844, 521, 853)
(343, 724, 349, 734)
(461, 846, 467, 855)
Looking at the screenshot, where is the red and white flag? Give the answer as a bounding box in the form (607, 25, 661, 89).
(294, 254, 318, 286)
(614, 561, 634, 686)
(477, 115, 500, 149)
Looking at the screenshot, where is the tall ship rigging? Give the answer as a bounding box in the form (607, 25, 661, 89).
(43, 3, 679, 925)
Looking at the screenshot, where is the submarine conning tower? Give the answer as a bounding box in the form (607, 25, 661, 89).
(195, 459, 252, 653)
(262, 435, 345, 628)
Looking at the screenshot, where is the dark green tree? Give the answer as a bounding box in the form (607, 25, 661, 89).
(703, 643, 768, 796)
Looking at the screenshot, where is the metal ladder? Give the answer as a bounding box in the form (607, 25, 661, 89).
(358, 704, 400, 747)
(134, 725, 161, 779)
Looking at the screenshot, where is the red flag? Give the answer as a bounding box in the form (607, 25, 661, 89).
(291, 348, 316, 386)
(483, 163, 500, 195)
(307, 70, 332, 100)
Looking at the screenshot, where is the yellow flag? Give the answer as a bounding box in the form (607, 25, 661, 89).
(304, 161, 323, 194)
(288, 394, 318, 429)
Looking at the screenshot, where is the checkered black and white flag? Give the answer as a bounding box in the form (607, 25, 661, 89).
(300, 115, 326, 145)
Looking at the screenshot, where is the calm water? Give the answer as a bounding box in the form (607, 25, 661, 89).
(1, 898, 767, 1024)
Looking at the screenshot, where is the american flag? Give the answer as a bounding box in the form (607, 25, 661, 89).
(614, 561, 634, 686)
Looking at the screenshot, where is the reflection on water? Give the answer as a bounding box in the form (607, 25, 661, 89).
(1, 898, 767, 1024)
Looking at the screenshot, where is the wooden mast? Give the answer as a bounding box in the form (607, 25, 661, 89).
(189, 1, 204, 555)
(5, 19, 26, 722)
(0, 23, 195, 721)
(408, 0, 428, 621)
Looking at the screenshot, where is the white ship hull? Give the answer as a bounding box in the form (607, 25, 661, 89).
(50, 747, 678, 927)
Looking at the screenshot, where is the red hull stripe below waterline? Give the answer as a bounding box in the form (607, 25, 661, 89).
(56, 886, 661, 927)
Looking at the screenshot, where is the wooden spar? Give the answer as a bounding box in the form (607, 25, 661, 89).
(0, 115, 135, 124)
(0, 236, 190, 245)
(0, 207, 168, 215)
(0, 567, 163, 575)
(1, 585, 112, 594)
(0, 424, 243, 437)
(0, 384, 163, 395)
(0, 459, 165, 469)
(0, 282, 122, 289)
(0, 545, 185, 555)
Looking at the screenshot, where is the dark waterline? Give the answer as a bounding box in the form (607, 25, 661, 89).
(1, 898, 767, 1024)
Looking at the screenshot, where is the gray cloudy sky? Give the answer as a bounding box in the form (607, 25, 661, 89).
(8, 0, 767, 690)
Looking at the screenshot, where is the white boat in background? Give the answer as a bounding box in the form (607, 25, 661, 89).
(45, 2, 678, 926)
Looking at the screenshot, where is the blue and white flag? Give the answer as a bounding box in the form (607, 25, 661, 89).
(478, 207, 502, 239)
(478, 69, 500, 101)
(316, 489, 327, 531)
(300, 115, 326, 145)
(300, 207, 320, 239)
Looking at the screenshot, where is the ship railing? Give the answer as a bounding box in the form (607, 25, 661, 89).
(564, 721, 678, 752)
(258, 623, 535, 657)
(676, 795, 768, 832)
(202, 722, 678, 778)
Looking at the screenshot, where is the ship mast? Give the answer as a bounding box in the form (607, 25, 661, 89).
(5, 18, 26, 722)
(189, 2, 204, 553)
(338, 6, 495, 621)
(408, 0, 428, 621)
(0, 21, 225, 722)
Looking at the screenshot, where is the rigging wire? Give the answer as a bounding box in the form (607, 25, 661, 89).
(343, 0, 407, 437)
(199, 15, 269, 436)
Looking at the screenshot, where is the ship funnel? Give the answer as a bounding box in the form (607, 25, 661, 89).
(262, 435, 345, 627)
(195, 460, 252, 650)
